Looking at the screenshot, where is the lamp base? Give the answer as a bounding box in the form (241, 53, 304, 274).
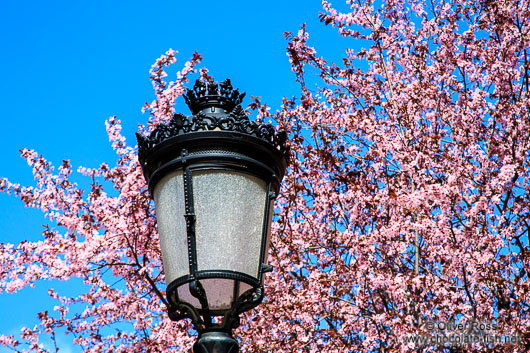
(193, 330, 239, 353)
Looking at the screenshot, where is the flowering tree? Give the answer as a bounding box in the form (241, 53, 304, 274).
(1, 0, 530, 352)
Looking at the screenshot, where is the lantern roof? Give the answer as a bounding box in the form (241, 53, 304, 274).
(136, 79, 289, 165)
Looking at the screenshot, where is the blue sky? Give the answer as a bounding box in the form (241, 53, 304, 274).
(0, 0, 351, 350)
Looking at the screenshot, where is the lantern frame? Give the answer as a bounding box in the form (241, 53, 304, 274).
(136, 79, 289, 335)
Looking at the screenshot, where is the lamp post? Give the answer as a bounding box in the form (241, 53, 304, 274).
(136, 79, 289, 353)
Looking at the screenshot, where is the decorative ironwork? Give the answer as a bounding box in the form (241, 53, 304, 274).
(136, 79, 288, 163)
(168, 284, 264, 334)
(184, 78, 245, 114)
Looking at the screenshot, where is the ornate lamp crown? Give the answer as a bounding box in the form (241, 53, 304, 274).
(137, 78, 289, 166)
(184, 78, 245, 114)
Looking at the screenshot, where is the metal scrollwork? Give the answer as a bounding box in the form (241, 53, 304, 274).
(184, 79, 245, 114)
(221, 286, 265, 331)
(137, 79, 289, 160)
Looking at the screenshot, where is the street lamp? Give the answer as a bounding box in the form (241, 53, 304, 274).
(136, 79, 289, 352)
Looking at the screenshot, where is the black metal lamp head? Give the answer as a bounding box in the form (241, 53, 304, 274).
(136, 79, 288, 352)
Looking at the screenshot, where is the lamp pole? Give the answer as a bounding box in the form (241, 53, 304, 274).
(136, 79, 289, 352)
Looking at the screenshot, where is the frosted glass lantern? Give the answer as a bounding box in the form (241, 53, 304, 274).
(136, 79, 288, 336)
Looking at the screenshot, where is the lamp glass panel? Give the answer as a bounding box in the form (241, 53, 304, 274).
(177, 284, 200, 309)
(153, 170, 189, 285)
(239, 282, 253, 296)
(202, 278, 235, 311)
(177, 279, 236, 311)
(193, 170, 267, 278)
